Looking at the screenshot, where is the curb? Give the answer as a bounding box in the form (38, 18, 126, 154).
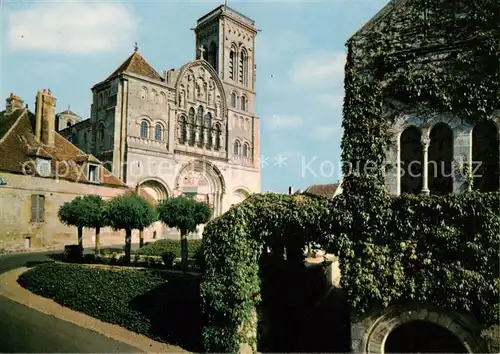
(0, 267, 189, 353)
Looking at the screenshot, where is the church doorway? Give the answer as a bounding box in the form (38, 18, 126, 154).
(384, 320, 467, 353)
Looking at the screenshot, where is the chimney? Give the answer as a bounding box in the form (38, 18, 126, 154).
(288, 186, 294, 195)
(5, 93, 24, 113)
(35, 89, 57, 145)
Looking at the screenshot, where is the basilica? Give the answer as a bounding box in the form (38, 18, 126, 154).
(58, 5, 261, 237)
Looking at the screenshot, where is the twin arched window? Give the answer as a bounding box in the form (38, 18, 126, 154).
(233, 140, 250, 157)
(229, 45, 249, 86)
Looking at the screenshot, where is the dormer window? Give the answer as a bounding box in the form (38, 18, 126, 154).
(88, 164, 99, 183)
(35, 158, 51, 177)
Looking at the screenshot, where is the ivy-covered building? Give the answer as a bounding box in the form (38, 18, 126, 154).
(347, 0, 499, 196)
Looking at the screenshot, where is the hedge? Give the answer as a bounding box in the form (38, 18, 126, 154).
(18, 262, 202, 351)
(134, 239, 202, 258)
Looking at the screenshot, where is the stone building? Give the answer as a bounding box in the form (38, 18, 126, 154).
(59, 5, 261, 238)
(0, 91, 154, 251)
(345, 0, 500, 353)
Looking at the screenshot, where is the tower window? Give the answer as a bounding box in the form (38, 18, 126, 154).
(140, 120, 149, 138)
(231, 92, 237, 108)
(229, 47, 236, 81)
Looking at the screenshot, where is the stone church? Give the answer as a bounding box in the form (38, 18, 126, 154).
(59, 5, 261, 237)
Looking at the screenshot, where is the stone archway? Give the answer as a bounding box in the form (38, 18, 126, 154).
(137, 178, 170, 240)
(174, 159, 226, 217)
(232, 187, 251, 207)
(361, 306, 484, 354)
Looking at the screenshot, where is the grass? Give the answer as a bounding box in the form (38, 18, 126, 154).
(18, 262, 202, 352)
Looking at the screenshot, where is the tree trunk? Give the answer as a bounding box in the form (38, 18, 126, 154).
(180, 229, 188, 273)
(139, 229, 144, 248)
(124, 228, 132, 266)
(95, 226, 101, 255)
(77, 226, 84, 255)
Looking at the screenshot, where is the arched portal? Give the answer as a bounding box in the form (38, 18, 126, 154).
(138, 178, 169, 203)
(174, 160, 226, 217)
(385, 320, 467, 353)
(472, 120, 499, 192)
(232, 188, 250, 207)
(400, 126, 423, 194)
(428, 123, 453, 195)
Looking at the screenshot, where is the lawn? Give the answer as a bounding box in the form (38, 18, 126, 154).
(17, 262, 202, 352)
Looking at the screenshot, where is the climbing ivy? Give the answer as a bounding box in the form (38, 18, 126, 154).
(201, 1, 500, 352)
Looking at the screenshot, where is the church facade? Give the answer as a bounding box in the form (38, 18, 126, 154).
(60, 5, 261, 237)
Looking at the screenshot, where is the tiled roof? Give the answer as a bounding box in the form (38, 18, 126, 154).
(0, 108, 125, 187)
(0, 109, 25, 141)
(57, 109, 79, 117)
(107, 51, 162, 81)
(303, 183, 339, 199)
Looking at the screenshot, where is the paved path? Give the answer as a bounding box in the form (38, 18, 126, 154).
(0, 247, 142, 353)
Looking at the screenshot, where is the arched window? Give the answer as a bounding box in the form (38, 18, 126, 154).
(243, 143, 249, 157)
(239, 48, 248, 85)
(197, 106, 204, 123)
(400, 126, 423, 194)
(154, 124, 163, 140)
(231, 92, 237, 108)
(66, 121, 72, 128)
(428, 123, 453, 195)
(197, 106, 204, 147)
(472, 120, 499, 192)
(209, 42, 217, 70)
(205, 113, 212, 149)
(160, 92, 167, 104)
(140, 87, 147, 100)
(233, 140, 241, 155)
(241, 96, 247, 111)
(140, 120, 149, 138)
(214, 123, 221, 150)
(150, 90, 157, 103)
(188, 107, 195, 145)
(98, 123, 105, 141)
(179, 116, 187, 144)
(229, 46, 237, 81)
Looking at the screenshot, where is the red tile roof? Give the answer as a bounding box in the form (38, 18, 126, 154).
(0, 108, 125, 187)
(107, 51, 162, 81)
(303, 183, 339, 199)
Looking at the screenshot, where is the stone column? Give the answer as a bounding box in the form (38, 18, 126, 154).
(421, 136, 430, 195)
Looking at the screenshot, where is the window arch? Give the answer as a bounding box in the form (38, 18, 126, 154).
(140, 87, 148, 100)
(197, 106, 204, 124)
(154, 123, 163, 141)
(205, 113, 213, 149)
(188, 107, 195, 145)
(472, 120, 499, 192)
(241, 95, 247, 111)
(243, 142, 249, 157)
(239, 47, 248, 85)
(233, 139, 241, 155)
(231, 92, 237, 108)
(179, 116, 187, 144)
(229, 45, 237, 81)
(66, 121, 72, 128)
(400, 126, 423, 194)
(160, 92, 167, 104)
(214, 123, 221, 150)
(140, 120, 149, 138)
(208, 42, 217, 70)
(428, 123, 453, 195)
(98, 123, 105, 141)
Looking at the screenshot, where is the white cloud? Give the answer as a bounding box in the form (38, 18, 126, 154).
(312, 93, 344, 110)
(265, 115, 303, 131)
(289, 50, 346, 88)
(7, 2, 140, 54)
(310, 124, 341, 141)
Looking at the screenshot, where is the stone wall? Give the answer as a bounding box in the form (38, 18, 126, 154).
(0, 172, 157, 252)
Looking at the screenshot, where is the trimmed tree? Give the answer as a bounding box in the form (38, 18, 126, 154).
(105, 192, 155, 265)
(157, 196, 212, 272)
(58, 195, 108, 256)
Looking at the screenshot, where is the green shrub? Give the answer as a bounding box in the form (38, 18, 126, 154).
(18, 262, 202, 351)
(162, 252, 176, 269)
(64, 245, 82, 262)
(135, 239, 202, 258)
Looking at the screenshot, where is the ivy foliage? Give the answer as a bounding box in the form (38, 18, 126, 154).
(201, 2, 500, 352)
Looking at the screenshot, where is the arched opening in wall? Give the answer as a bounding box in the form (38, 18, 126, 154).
(178, 116, 187, 144)
(188, 107, 195, 146)
(233, 140, 241, 156)
(208, 42, 217, 70)
(384, 320, 467, 353)
(428, 123, 453, 195)
(231, 92, 237, 108)
(154, 124, 163, 141)
(214, 123, 221, 150)
(229, 47, 236, 81)
(205, 113, 212, 149)
(140, 120, 149, 138)
(400, 126, 423, 194)
(472, 120, 499, 192)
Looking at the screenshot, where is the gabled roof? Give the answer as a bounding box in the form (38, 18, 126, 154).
(107, 50, 162, 81)
(0, 109, 25, 141)
(348, 0, 409, 41)
(0, 108, 125, 187)
(57, 108, 79, 117)
(303, 183, 340, 199)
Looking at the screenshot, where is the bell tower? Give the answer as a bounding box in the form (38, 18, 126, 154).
(194, 4, 258, 93)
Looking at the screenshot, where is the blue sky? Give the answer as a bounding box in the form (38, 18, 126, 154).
(1, 0, 388, 193)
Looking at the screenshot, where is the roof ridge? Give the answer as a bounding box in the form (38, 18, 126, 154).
(0, 108, 27, 146)
(106, 51, 162, 81)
